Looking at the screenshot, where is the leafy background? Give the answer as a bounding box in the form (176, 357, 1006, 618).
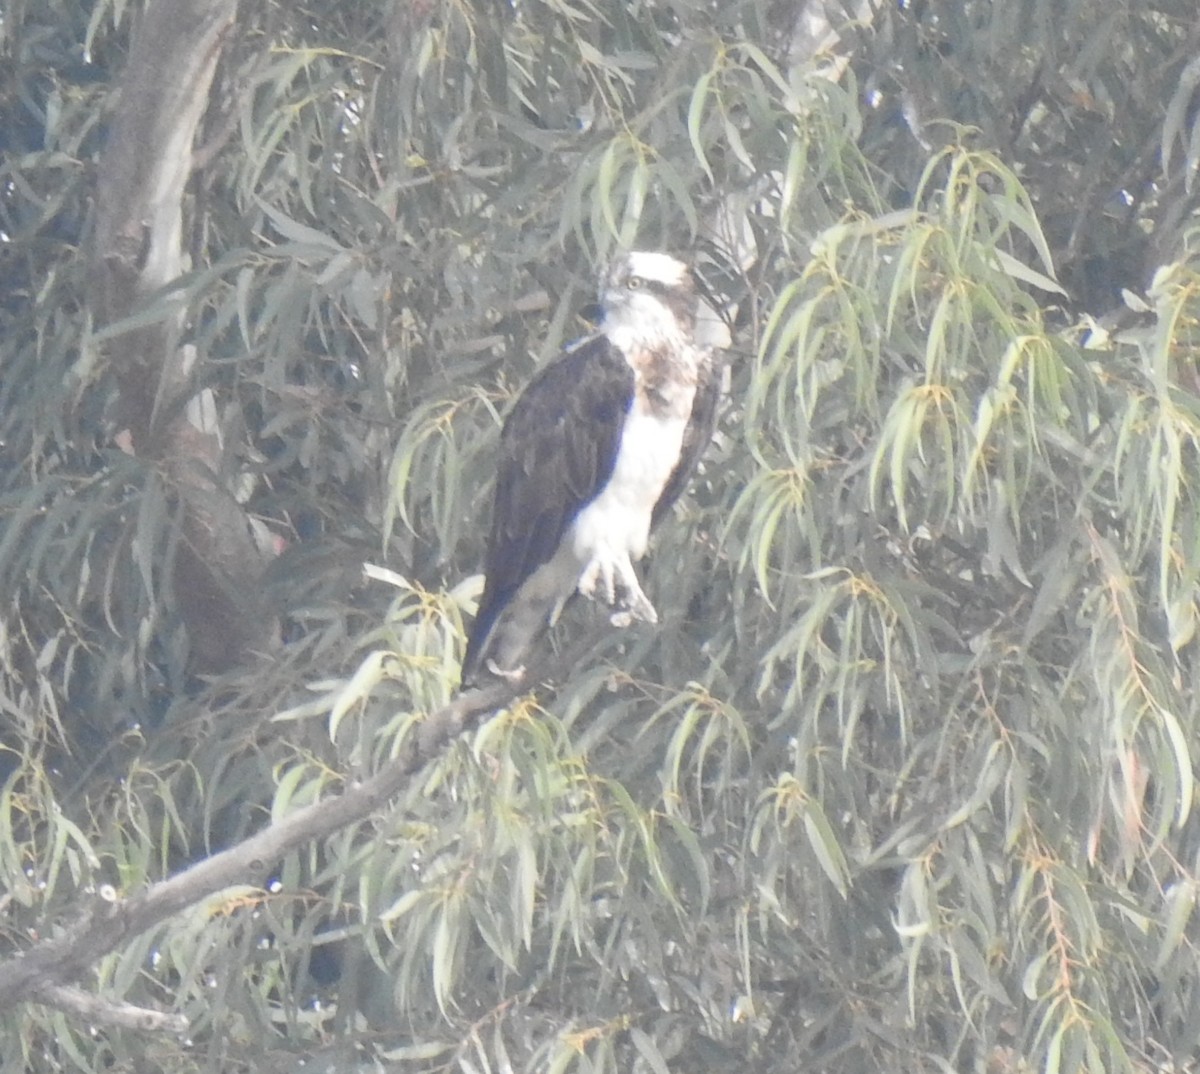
(3, 0, 1200, 1071)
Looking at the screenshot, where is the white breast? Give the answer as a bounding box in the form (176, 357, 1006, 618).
(570, 409, 688, 564)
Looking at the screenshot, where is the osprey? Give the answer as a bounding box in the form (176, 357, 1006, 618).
(460, 251, 721, 686)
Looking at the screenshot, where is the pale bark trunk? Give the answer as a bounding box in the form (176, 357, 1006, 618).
(90, 0, 271, 670)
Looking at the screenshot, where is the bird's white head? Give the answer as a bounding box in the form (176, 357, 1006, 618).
(601, 250, 696, 349)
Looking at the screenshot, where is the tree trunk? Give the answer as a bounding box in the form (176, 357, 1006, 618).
(90, 0, 270, 671)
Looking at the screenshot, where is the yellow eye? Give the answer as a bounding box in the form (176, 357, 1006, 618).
(627, 275, 644, 289)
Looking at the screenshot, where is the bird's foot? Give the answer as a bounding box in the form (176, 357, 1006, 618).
(484, 658, 527, 685)
(578, 558, 618, 605)
(610, 590, 658, 628)
(579, 555, 656, 627)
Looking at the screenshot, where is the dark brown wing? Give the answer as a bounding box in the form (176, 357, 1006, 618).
(462, 335, 634, 681)
(651, 347, 723, 529)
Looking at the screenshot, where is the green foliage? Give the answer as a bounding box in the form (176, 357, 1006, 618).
(4, 1, 1200, 1073)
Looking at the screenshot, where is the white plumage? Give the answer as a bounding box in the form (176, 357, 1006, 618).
(571, 408, 691, 623)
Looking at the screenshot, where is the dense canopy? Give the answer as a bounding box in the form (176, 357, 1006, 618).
(3, 1, 1200, 1072)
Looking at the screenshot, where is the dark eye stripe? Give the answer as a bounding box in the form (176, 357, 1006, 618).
(636, 278, 674, 298)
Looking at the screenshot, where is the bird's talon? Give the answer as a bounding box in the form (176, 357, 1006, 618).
(629, 594, 658, 624)
(611, 587, 657, 626)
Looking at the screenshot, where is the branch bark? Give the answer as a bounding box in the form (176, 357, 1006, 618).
(33, 984, 190, 1035)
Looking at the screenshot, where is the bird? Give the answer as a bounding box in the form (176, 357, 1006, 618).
(460, 250, 722, 687)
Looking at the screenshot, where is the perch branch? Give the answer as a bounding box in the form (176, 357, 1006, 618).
(0, 681, 515, 1013)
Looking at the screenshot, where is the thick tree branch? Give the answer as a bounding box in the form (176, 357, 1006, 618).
(0, 682, 516, 1013)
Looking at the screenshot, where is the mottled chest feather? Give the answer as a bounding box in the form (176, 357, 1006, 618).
(629, 343, 700, 418)
(606, 306, 701, 421)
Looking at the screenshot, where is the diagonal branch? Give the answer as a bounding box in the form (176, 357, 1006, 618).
(0, 681, 515, 1013)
